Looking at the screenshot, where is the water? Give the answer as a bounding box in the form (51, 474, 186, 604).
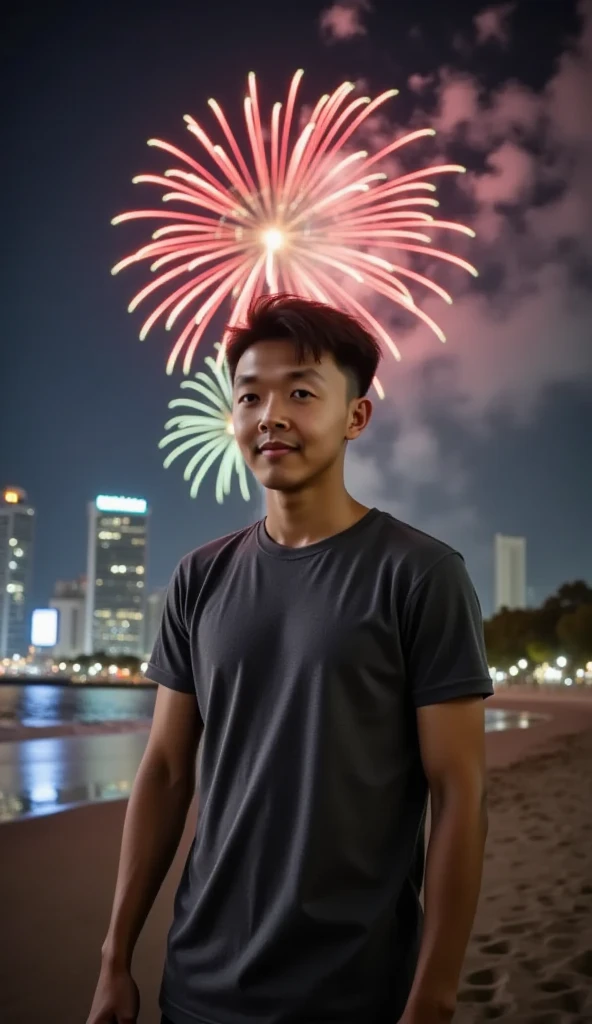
(0, 682, 156, 728)
(0, 684, 546, 823)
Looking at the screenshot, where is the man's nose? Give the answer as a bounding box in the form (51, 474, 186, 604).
(258, 396, 289, 432)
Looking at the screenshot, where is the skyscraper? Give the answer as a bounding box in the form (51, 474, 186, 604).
(0, 487, 35, 658)
(50, 578, 86, 659)
(494, 533, 527, 612)
(84, 495, 149, 657)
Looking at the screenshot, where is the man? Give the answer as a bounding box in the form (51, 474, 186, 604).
(88, 294, 492, 1024)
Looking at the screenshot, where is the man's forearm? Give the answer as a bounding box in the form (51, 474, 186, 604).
(101, 755, 196, 969)
(404, 786, 488, 1019)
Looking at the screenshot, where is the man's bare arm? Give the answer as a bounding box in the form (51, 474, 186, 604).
(101, 684, 203, 969)
(400, 697, 488, 1023)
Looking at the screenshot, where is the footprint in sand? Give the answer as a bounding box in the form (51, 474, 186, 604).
(500, 920, 535, 935)
(482, 1002, 513, 1019)
(526, 1014, 568, 1024)
(517, 955, 543, 975)
(545, 935, 573, 951)
(533, 987, 585, 1014)
(480, 939, 511, 956)
(537, 893, 554, 907)
(539, 975, 574, 993)
(568, 949, 592, 978)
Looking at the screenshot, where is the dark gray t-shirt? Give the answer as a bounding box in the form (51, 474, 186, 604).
(148, 508, 493, 1024)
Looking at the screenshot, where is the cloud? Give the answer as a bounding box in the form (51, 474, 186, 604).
(474, 3, 515, 47)
(319, 0, 372, 43)
(344, 0, 592, 594)
(469, 141, 536, 205)
(407, 72, 435, 94)
(431, 70, 482, 134)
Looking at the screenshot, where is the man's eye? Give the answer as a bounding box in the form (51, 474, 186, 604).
(292, 389, 313, 400)
(238, 393, 258, 404)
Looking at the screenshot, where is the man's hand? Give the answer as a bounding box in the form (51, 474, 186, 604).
(85, 959, 140, 1024)
(397, 994, 456, 1024)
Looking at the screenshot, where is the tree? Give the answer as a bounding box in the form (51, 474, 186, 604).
(483, 608, 535, 667)
(483, 579, 592, 669)
(556, 604, 592, 664)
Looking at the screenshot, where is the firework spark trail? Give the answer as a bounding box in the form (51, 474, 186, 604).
(159, 345, 250, 503)
(112, 71, 477, 391)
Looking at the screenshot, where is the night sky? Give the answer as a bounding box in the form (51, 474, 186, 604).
(2, 0, 591, 617)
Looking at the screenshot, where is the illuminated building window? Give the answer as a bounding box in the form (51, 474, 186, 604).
(136, 566, 145, 575)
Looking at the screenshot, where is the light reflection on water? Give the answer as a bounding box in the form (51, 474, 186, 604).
(0, 686, 547, 823)
(0, 682, 156, 727)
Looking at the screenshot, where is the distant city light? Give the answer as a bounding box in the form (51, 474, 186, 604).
(31, 608, 59, 647)
(518, 659, 528, 670)
(59, 662, 67, 671)
(73, 663, 81, 672)
(96, 495, 147, 514)
(141, 662, 148, 673)
(509, 665, 519, 677)
(564, 677, 573, 686)
(556, 655, 567, 668)
(3, 490, 19, 504)
(31, 783, 58, 804)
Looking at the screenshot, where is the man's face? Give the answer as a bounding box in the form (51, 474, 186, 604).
(232, 339, 371, 492)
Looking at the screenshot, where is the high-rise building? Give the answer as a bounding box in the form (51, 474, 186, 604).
(0, 487, 35, 658)
(84, 495, 149, 656)
(144, 586, 167, 657)
(494, 533, 527, 612)
(50, 578, 86, 659)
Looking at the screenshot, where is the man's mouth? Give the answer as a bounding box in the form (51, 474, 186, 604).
(257, 441, 299, 458)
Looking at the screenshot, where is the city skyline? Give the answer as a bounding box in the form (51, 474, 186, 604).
(2, 0, 591, 618)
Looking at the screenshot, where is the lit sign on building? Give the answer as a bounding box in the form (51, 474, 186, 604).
(31, 608, 59, 647)
(3, 490, 20, 504)
(96, 495, 147, 514)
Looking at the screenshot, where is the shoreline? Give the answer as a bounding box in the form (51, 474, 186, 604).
(1, 683, 590, 747)
(0, 718, 152, 742)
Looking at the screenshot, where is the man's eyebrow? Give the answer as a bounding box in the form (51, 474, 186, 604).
(234, 367, 325, 387)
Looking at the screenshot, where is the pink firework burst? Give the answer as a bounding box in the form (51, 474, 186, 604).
(112, 71, 477, 395)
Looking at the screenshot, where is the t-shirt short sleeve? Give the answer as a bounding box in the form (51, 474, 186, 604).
(402, 551, 494, 708)
(145, 560, 195, 694)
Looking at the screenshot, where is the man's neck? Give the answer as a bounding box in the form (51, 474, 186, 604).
(264, 483, 370, 549)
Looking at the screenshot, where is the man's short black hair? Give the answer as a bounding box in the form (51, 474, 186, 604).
(225, 293, 382, 398)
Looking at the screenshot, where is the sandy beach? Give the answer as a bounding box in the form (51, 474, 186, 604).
(1, 687, 591, 1024)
